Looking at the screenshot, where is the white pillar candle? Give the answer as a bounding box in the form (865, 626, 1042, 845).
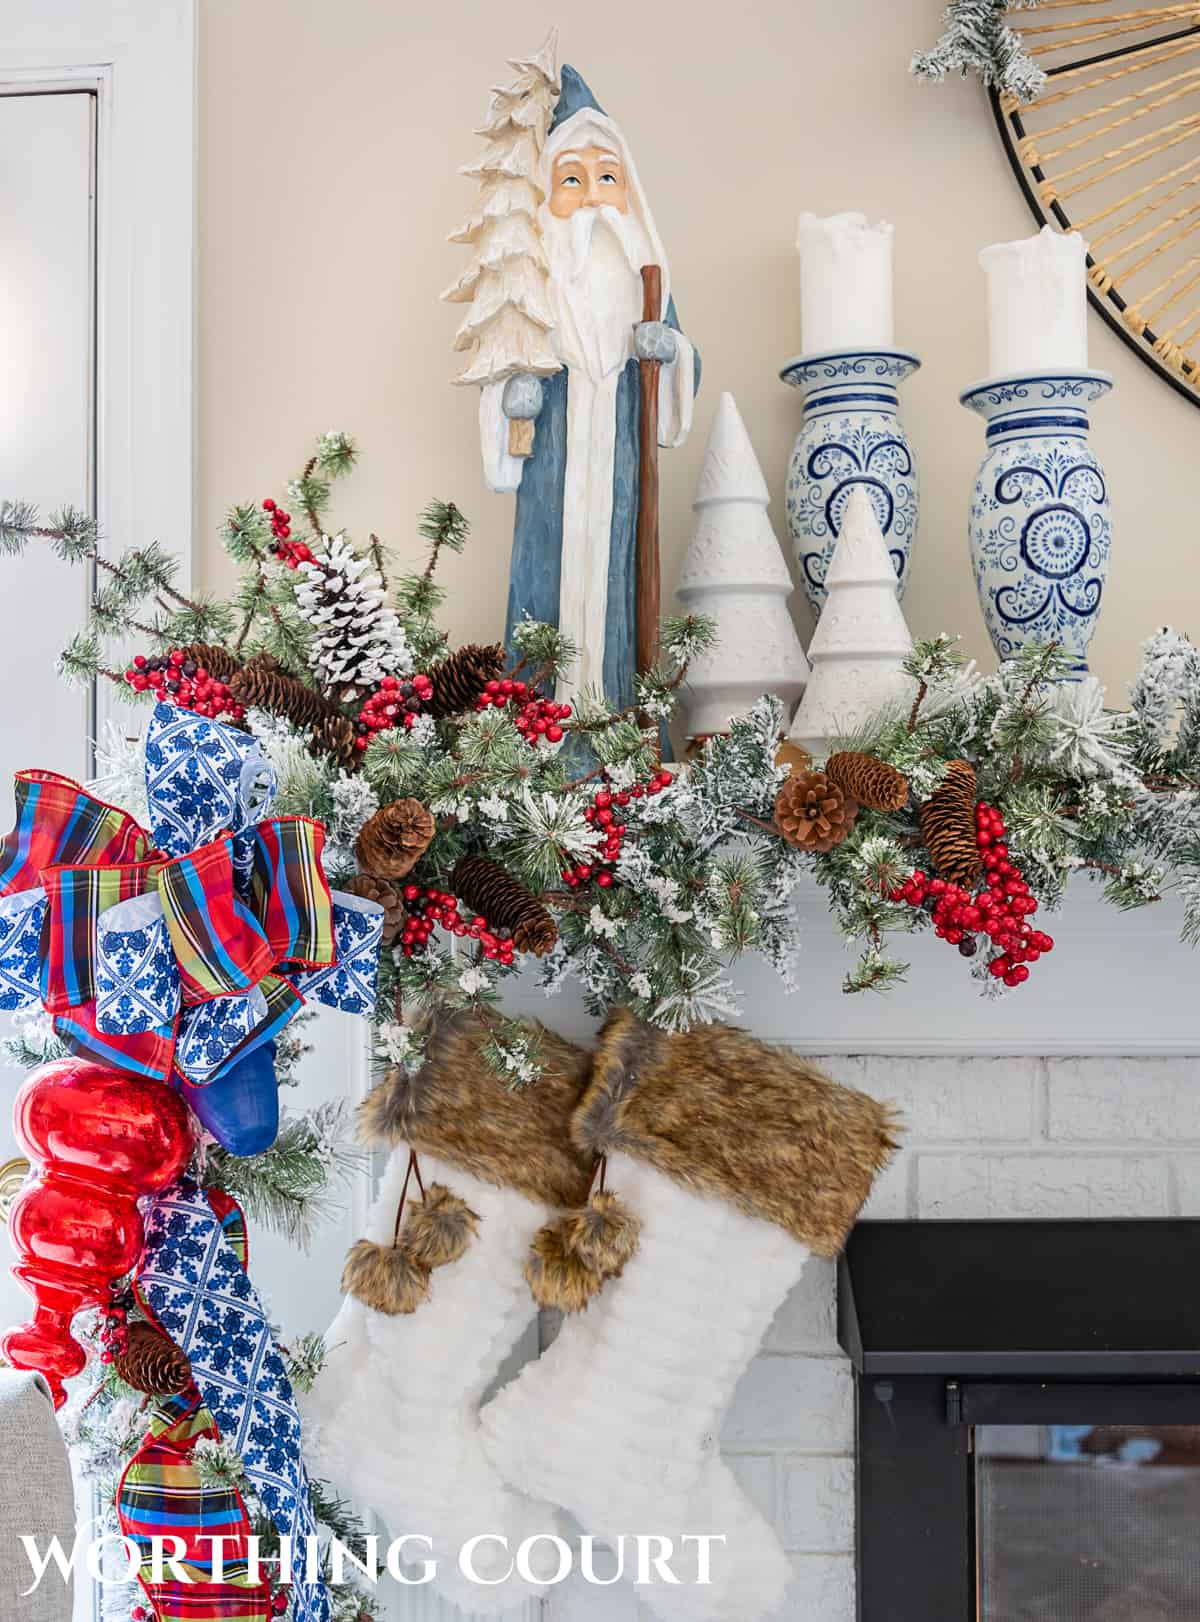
(979, 226, 1088, 376)
(796, 211, 895, 353)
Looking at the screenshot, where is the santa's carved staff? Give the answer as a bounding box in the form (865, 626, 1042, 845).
(637, 261, 664, 677)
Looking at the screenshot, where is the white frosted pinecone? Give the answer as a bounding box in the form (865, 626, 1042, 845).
(294, 532, 412, 693)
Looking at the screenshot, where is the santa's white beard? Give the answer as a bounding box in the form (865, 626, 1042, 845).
(543, 205, 653, 380)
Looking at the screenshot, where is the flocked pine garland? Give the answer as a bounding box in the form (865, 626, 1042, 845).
(912, 0, 1046, 102)
(8, 435, 1200, 1061)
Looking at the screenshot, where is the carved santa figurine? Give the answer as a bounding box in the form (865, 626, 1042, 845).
(446, 37, 699, 709)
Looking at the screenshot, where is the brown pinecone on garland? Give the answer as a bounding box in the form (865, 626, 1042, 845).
(177, 642, 242, 683)
(310, 711, 360, 772)
(343, 873, 406, 945)
(355, 800, 435, 880)
(918, 760, 982, 887)
(114, 1322, 192, 1397)
(825, 751, 910, 813)
(427, 643, 506, 718)
(775, 769, 859, 853)
(230, 654, 359, 770)
(452, 855, 559, 956)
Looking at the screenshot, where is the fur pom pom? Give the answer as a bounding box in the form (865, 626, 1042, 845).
(341, 1238, 431, 1315)
(558, 1190, 640, 1278)
(524, 1220, 607, 1313)
(401, 1184, 480, 1269)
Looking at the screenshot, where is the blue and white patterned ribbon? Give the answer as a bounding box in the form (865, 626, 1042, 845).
(137, 1183, 330, 1622)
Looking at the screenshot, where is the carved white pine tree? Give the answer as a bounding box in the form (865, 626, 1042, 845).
(788, 485, 913, 756)
(444, 30, 562, 386)
(677, 393, 809, 737)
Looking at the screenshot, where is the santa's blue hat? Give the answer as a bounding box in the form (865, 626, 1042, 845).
(550, 64, 606, 132)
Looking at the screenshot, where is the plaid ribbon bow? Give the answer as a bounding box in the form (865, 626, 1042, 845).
(0, 704, 381, 1089)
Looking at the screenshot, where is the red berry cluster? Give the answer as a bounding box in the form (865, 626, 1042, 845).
(477, 678, 571, 746)
(355, 673, 434, 750)
(96, 1296, 129, 1367)
(125, 650, 245, 721)
(398, 885, 516, 964)
(892, 799, 1055, 988)
(261, 497, 315, 569)
(270, 1590, 289, 1616)
(561, 769, 673, 890)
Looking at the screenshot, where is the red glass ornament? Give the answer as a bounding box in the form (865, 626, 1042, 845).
(1, 1059, 192, 1406)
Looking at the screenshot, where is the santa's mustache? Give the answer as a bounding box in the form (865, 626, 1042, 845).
(565, 204, 647, 280)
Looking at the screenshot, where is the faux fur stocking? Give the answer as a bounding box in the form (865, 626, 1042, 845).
(480, 1010, 897, 1622)
(303, 1014, 594, 1616)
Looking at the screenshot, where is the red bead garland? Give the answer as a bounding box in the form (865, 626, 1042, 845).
(892, 799, 1055, 988)
(355, 673, 434, 750)
(561, 769, 673, 890)
(124, 649, 245, 721)
(398, 885, 517, 965)
(261, 497, 315, 569)
(477, 679, 571, 746)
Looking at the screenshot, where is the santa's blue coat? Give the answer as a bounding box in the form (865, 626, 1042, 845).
(504, 296, 698, 711)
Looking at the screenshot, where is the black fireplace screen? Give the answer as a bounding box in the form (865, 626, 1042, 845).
(977, 1425, 1200, 1621)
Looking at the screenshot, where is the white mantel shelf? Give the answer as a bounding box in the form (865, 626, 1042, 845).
(501, 877, 1200, 1056)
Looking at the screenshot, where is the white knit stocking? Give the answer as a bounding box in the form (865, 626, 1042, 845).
(303, 1149, 562, 1616)
(479, 1154, 811, 1622)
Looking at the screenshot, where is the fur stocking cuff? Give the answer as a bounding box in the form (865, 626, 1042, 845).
(358, 1012, 595, 1207)
(574, 1008, 899, 1255)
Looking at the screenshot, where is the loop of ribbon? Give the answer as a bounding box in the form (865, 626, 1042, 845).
(0, 703, 382, 1088)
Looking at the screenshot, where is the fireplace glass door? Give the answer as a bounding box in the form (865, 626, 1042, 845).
(977, 1424, 1200, 1620)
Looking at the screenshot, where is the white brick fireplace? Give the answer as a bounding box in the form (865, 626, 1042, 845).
(724, 1050, 1200, 1620)
(502, 876, 1200, 1622)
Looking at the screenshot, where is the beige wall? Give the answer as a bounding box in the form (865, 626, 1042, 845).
(199, 0, 1199, 697)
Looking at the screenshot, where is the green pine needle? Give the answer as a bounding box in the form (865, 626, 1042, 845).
(417, 499, 470, 555)
(221, 502, 273, 563)
(56, 631, 105, 687)
(843, 948, 910, 995)
(315, 431, 357, 480)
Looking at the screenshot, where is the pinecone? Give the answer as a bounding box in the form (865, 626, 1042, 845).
(825, 751, 910, 814)
(343, 873, 405, 945)
(177, 642, 242, 683)
(918, 760, 982, 887)
(294, 534, 410, 695)
(230, 654, 359, 770)
(310, 711, 360, 772)
(452, 855, 558, 956)
(427, 643, 506, 718)
(355, 800, 435, 880)
(113, 1322, 192, 1397)
(775, 770, 859, 853)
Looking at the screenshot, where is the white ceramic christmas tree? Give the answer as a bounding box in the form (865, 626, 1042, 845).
(788, 484, 913, 756)
(677, 392, 809, 737)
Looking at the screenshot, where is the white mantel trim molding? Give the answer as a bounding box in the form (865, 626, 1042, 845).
(503, 875, 1200, 1058)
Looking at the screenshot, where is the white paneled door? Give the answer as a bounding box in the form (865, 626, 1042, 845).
(0, 87, 96, 1339)
(0, 89, 95, 782)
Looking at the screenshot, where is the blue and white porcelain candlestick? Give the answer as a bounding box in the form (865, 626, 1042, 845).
(781, 349, 921, 614)
(961, 371, 1113, 676)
